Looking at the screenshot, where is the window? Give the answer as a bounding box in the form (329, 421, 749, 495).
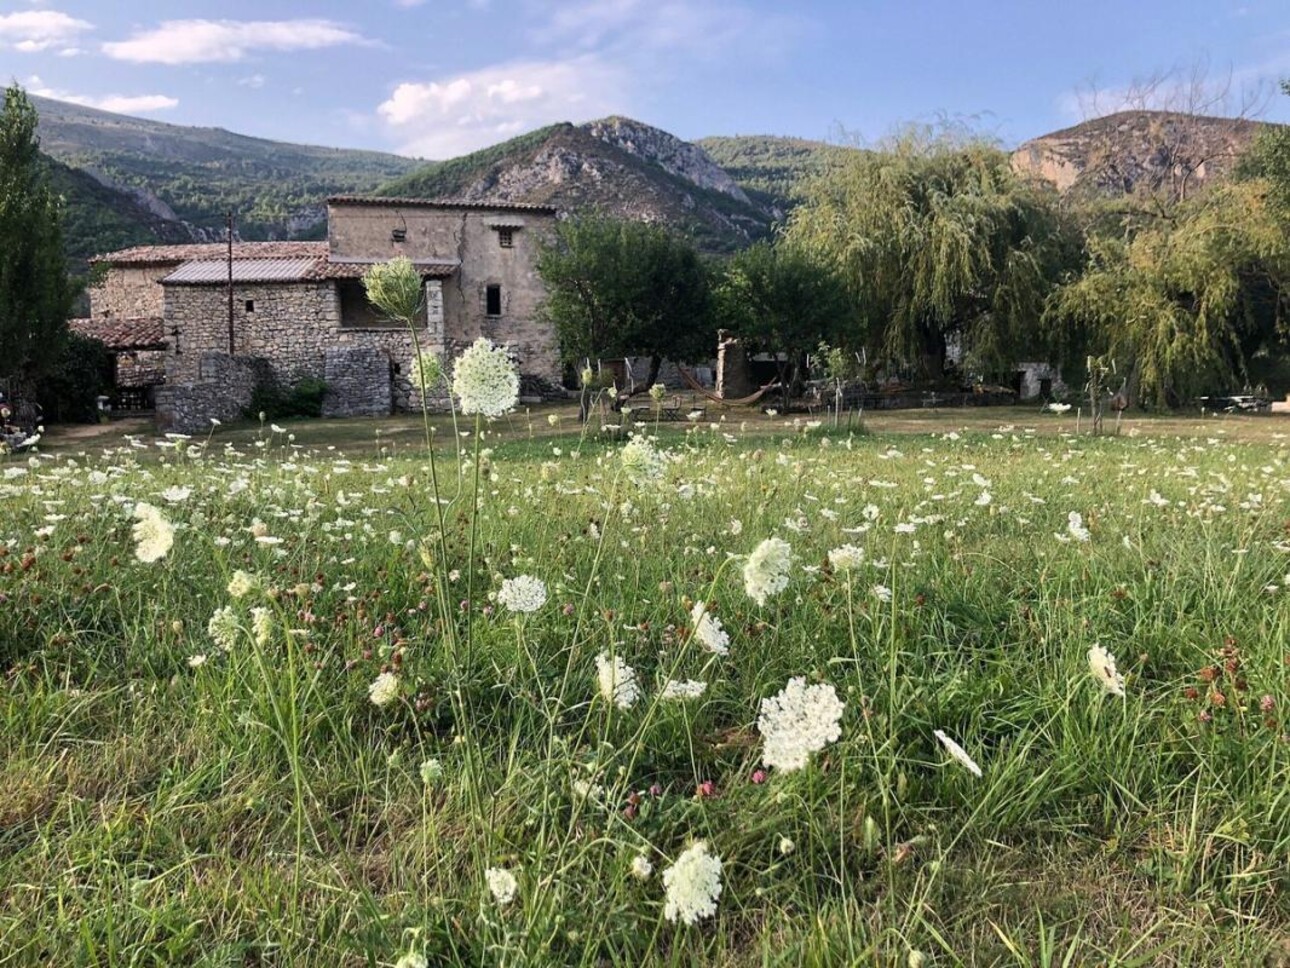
(391, 227, 407, 242)
(244, 299, 255, 313)
(485, 284, 502, 317)
(497, 227, 514, 248)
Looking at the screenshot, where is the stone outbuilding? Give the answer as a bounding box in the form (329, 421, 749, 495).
(83, 197, 562, 430)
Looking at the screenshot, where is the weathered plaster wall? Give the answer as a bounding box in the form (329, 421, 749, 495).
(89, 265, 173, 319)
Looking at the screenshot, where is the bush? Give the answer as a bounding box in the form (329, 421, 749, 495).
(246, 376, 328, 420)
(35, 333, 113, 423)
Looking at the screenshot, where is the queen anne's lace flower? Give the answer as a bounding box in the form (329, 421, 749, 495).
(409, 350, 443, 392)
(497, 575, 547, 613)
(661, 679, 708, 701)
(1087, 644, 1125, 697)
(1067, 511, 1091, 542)
(827, 543, 865, 573)
(250, 606, 273, 647)
(596, 652, 640, 709)
(743, 536, 792, 606)
(485, 867, 518, 906)
(933, 729, 983, 777)
(689, 601, 729, 655)
(662, 841, 723, 925)
(452, 337, 519, 417)
(207, 606, 239, 652)
(757, 677, 844, 772)
(368, 671, 400, 707)
(132, 502, 174, 563)
(227, 570, 259, 599)
(620, 435, 664, 483)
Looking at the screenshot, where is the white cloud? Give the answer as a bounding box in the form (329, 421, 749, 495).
(102, 19, 368, 65)
(237, 73, 267, 89)
(377, 58, 626, 158)
(26, 76, 178, 114)
(0, 10, 93, 51)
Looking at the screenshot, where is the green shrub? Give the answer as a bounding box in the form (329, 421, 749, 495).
(35, 333, 113, 423)
(246, 376, 328, 420)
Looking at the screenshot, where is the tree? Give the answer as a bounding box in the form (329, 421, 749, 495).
(712, 240, 854, 396)
(536, 214, 713, 388)
(0, 85, 73, 401)
(786, 130, 1076, 382)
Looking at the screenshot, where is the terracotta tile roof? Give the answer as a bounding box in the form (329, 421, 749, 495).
(69, 316, 168, 350)
(92, 241, 329, 266)
(311, 259, 460, 280)
(328, 195, 558, 215)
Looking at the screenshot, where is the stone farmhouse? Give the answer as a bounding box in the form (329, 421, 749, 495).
(73, 197, 562, 430)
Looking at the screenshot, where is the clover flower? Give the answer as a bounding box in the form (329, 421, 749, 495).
(662, 841, 723, 925)
(689, 601, 729, 655)
(451, 337, 519, 417)
(933, 729, 983, 777)
(620, 434, 664, 483)
(227, 570, 259, 599)
(132, 502, 174, 563)
(1087, 644, 1125, 697)
(757, 677, 844, 772)
(743, 536, 792, 606)
(595, 651, 640, 710)
(497, 574, 547, 613)
(369, 671, 400, 707)
(207, 606, 239, 652)
(485, 867, 518, 906)
(827, 543, 865, 573)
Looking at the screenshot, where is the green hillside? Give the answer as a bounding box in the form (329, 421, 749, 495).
(695, 135, 862, 213)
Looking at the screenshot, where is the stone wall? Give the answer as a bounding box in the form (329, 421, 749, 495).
(155, 352, 271, 433)
(89, 265, 173, 319)
(321, 347, 392, 418)
(1014, 362, 1066, 401)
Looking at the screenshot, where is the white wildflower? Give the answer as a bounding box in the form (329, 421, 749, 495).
(1087, 644, 1125, 697)
(1067, 511, 1091, 542)
(227, 569, 259, 599)
(757, 677, 844, 772)
(827, 544, 865, 573)
(743, 536, 793, 606)
(394, 953, 427, 968)
(419, 758, 444, 785)
(631, 854, 654, 880)
(485, 867, 518, 906)
(132, 502, 174, 563)
(620, 434, 664, 483)
(409, 350, 443, 391)
(933, 729, 983, 777)
(662, 841, 723, 925)
(250, 606, 273, 647)
(368, 671, 400, 707)
(497, 574, 547, 613)
(187, 654, 207, 668)
(161, 485, 191, 503)
(207, 606, 239, 652)
(661, 679, 708, 701)
(452, 337, 519, 417)
(778, 836, 795, 856)
(595, 651, 640, 710)
(871, 584, 893, 603)
(689, 601, 729, 656)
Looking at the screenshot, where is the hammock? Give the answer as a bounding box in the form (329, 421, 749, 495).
(677, 366, 781, 407)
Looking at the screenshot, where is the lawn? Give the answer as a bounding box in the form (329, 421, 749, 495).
(2, 412, 1288, 965)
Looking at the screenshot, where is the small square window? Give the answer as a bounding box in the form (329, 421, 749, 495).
(391, 227, 407, 242)
(245, 300, 255, 313)
(485, 284, 502, 317)
(497, 227, 514, 248)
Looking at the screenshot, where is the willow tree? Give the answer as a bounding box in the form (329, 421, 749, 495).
(1046, 178, 1290, 406)
(786, 132, 1076, 381)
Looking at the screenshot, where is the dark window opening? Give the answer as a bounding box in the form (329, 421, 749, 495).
(339, 280, 401, 328)
(391, 227, 407, 242)
(486, 284, 502, 317)
(245, 300, 255, 313)
(497, 227, 514, 248)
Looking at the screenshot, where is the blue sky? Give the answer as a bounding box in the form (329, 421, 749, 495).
(2, 0, 1288, 159)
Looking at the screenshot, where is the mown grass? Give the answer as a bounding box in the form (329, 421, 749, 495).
(2, 418, 1287, 966)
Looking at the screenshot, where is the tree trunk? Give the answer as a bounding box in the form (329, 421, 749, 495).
(645, 354, 662, 391)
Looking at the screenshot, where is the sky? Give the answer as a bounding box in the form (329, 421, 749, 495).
(2, 0, 1289, 160)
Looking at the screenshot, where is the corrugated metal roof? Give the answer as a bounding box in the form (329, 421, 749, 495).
(161, 258, 321, 285)
(94, 241, 328, 266)
(329, 195, 558, 215)
(315, 259, 459, 280)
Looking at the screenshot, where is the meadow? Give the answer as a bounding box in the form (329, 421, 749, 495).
(2, 400, 1288, 965)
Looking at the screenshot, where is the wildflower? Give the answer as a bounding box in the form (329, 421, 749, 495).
(497, 574, 547, 613)
(1087, 644, 1125, 697)
(451, 337, 519, 417)
(419, 758, 444, 785)
(743, 536, 793, 606)
(369, 671, 400, 707)
(395, 953, 428, 968)
(227, 569, 259, 599)
(778, 836, 795, 856)
(409, 350, 443, 391)
(871, 584, 893, 603)
(187, 654, 207, 668)
(827, 544, 865, 573)
(485, 867, 518, 906)
(596, 652, 640, 709)
(689, 601, 729, 655)
(1046, 402, 1072, 414)
(161, 485, 191, 503)
(661, 679, 708, 701)
(209, 417, 222, 427)
(547, 413, 560, 427)
(757, 677, 845, 772)
(631, 854, 654, 880)
(933, 729, 983, 777)
(250, 606, 273, 646)
(1067, 511, 1091, 542)
(662, 841, 723, 925)
(751, 769, 767, 784)
(207, 606, 239, 652)
(132, 502, 174, 563)
(620, 434, 664, 483)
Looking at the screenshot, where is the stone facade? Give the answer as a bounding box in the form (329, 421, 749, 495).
(322, 347, 393, 418)
(90, 264, 172, 319)
(155, 353, 273, 433)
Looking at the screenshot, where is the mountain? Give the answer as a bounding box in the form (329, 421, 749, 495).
(1011, 110, 1271, 198)
(378, 119, 776, 253)
(695, 135, 862, 216)
(33, 95, 420, 245)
